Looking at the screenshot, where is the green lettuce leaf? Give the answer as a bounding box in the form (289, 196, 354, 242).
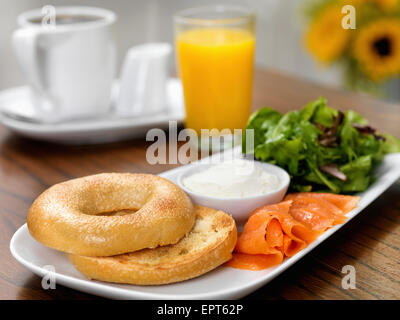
(243, 97, 400, 193)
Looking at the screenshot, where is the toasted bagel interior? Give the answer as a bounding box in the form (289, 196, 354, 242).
(68, 205, 237, 285)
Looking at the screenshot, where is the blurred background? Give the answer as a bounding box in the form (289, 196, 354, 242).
(0, 0, 342, 91)
(2, 0, 400, 101)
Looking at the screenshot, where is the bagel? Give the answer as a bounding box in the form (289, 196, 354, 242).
(68, 205, 237, 285)
(27, 173, 195, 257)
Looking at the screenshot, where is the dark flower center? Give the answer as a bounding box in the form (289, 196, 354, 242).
(373, 37, 391, 57)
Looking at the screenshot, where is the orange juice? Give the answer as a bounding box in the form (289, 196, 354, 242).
(176, 28, 255, 133)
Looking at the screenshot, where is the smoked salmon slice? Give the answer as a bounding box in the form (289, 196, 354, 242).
(227, 193, 359, 271)
(285, 193, 359, 214)
(228, 201, 313, 270)
(236, 201, 290, 255)
(227, 253, 283, 271)
(284, 193, 356, 231)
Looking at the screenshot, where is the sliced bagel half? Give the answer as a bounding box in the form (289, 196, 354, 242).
(68, 205, 237, 285)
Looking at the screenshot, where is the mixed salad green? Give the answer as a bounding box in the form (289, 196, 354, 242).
(242, 97, 400, 193)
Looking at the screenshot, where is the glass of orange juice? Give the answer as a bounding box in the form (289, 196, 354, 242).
(174, 5, 255, 150)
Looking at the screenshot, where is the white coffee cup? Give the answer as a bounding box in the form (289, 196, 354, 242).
(12, 6, 116, 122)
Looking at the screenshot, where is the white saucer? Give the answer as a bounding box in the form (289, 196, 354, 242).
(0, 78, 184, 144)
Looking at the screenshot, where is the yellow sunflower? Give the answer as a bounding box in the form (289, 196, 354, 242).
(377, 0, 399, 10)
(305, 5, 351, 64)
(353, 19, 400, 81)
(347, 0, 398, 10)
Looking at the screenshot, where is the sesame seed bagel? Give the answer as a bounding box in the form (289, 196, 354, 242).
(27, 173, 195, 257)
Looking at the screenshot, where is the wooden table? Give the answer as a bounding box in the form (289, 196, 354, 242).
(0, 68, 399, 300)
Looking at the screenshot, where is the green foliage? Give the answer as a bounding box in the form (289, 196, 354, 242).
(243, 98, 400, 193)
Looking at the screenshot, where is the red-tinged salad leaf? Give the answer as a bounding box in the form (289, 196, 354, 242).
(320, 163, 347, 181)
(243, 97, 400, 193)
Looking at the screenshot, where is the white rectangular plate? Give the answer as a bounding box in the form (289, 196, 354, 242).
(10, 152, 400, 299)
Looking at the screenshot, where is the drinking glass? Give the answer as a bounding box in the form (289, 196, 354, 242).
(174, 5, 255, 150)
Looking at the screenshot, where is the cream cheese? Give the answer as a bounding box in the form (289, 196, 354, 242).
(182, 159, 281, 198)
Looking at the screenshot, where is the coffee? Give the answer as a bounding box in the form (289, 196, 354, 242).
(29, 15, 102, 25)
